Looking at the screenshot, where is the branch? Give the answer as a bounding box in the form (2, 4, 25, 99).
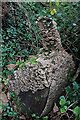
(73, 64, 80, 81)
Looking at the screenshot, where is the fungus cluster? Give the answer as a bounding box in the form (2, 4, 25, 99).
(7, 17, 75, 97)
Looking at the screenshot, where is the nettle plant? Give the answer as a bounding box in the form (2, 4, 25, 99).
(59, 75, 80, 120)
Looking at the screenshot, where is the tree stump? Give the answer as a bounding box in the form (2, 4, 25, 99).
(7, 17, 76, 117)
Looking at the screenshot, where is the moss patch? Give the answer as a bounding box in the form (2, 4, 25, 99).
(25, 56, 39, 64)
(16, 56, 39, 69)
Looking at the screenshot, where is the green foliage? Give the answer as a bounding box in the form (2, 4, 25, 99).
(2, 2, 43, 78)
(1, 92, 21, 120)
(59, 76, 80, 119)
(54, 2, 79, 59)
(31, 113, 48, 120)
(73, 106, 80, 117)
(45, 2, 80, 60)
(60, 99, 66, 106)
(2, 2, 80, 120)
(15, 55, 38, 70)
(25, 56, 38, 64)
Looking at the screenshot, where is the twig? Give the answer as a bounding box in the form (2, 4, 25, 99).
(73, 63, 80, 81)
(63, 42, 80, 61)
(66, 101, 78, 111)
(40, 2, 49, 7)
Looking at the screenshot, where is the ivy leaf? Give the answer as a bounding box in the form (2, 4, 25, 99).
(49, 2, 52, 8)
(55, 2, 59, 6)
(65, 86, 71, 93)
(60, 96, 65, 100)
(50, 9, 56, 15)
(67, 100, 70, 105)
(60, 108, 65, 113)
(73, 81, 79, 90)
(42, 116, 48, 120)
(73, 106, 80, 116)
(32, 114, 36, 117)
(16, 60, 20, 66)
(60, 99, 66, 106)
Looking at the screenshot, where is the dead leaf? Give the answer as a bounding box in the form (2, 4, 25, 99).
(0, 83, 4, 90)
(53, 103, 59, 113)
(29, 55, 35, 58)
(7, 74, 12, 80)
(13, 104, 17, 112)
(15, 55, 22, 60)
(19, 115, 26, 120)
(7, 92, 10, 100)
(0, 93, 8, 106)
(0, 93, 8, 115)
(7, 64, 16, 71)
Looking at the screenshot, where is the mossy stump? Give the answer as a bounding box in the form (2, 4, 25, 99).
(7, 17, 75, 117)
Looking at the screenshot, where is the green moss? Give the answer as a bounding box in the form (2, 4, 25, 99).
(17, 55, 39, 69)
(19, 63, 25, 68)
(25, 55, 39, 64)
(35, 97, 40, 102)
(35, 95, 44, 102)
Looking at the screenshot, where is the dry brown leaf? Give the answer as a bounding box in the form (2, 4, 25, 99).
(0, 93, 8, 115)
(29, 55, 35, 58)
(13, 104, 17, 112)
(1, 83, 5, 89)
(53, 103, 59, 113)
(19, 115, 26, 120)
(7, 64, 16, 71)
(7, 92, 10, 100)
(15, 55, 22, 60)
(0, 93, 8, 106)
(7, 73, 12, 80)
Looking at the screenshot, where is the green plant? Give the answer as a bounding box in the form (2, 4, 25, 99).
(1, 91, 21, 120)
(59, 76, 80, 119)
(43, 2, 80, 61)
(32, 113, 48, 120)
(2, 2, 43, 78)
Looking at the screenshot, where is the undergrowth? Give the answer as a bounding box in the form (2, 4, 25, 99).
(1, 2, 80, 120)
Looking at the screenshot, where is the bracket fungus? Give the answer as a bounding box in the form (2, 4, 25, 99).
(7, 17, 76, 117)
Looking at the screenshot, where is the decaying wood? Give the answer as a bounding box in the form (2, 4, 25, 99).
(7, 17, 79, 117)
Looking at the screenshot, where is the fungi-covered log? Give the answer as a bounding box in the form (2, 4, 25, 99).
(7, 17, 76, 117)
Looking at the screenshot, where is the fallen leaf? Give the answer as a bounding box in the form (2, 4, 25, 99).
(7, 92, 10, 100)
(0, 93, 8, 115)
(7, 64, 16, 71)
(13, 104, 17, 112)
(7, 73, 12, 80)
(19, 115, 26, 120)
(29, 55, 35, 58)
(53, 103, 59, 113)
(0, 93, 8, 106)
(0, 83, 4, 90)
(15, 55, 22, 60)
